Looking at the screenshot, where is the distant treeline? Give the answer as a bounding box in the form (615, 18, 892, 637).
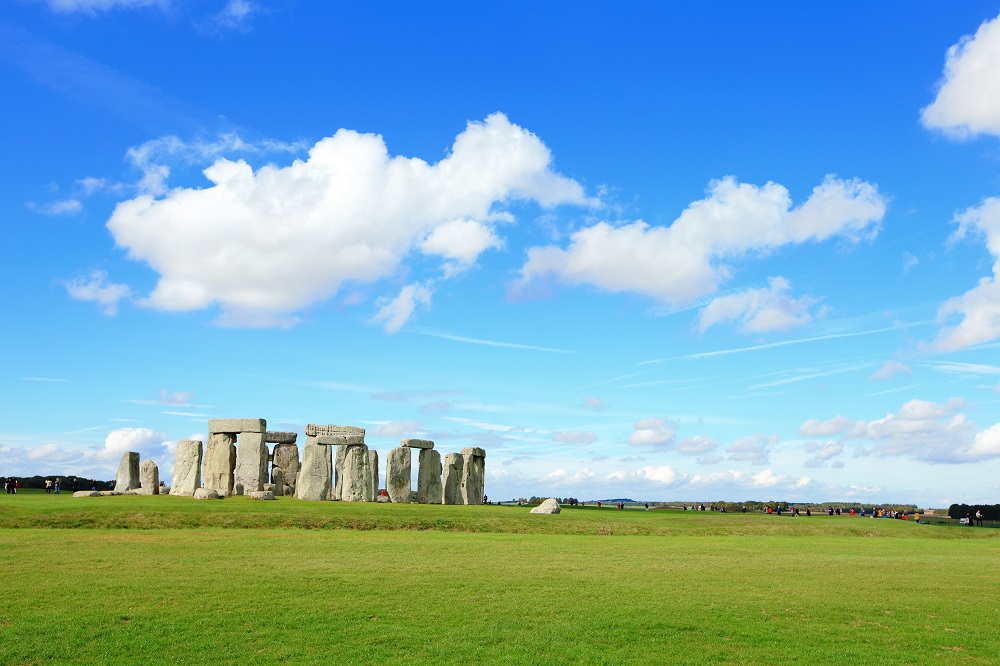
(1, 475, 114, 490)
(949, 504, 1000, 520)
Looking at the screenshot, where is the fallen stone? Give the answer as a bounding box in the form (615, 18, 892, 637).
(208, 418, 266, 434)
(317, 434, 365, 446)
(461, 452, 485, 505)
(249, 490, 275, 500)
(73, 490, 102, 498)
(368, 448, 379, 499)
(305, 424, 365, 438)
(442, 452, 464, 505)
(193, 488, 220, 500)
(99, 490, 123, 496)
(170, 439, 203, 496)
(138, 459, 159, 495)
(461, 446, 486, 458)
(295, 436, 333, 501)
(203, 432, 237, 493)
(272, 442, 299, 493)
(401, 438, 434, 449)
(234, 431, 268, 493)
(114, 452, 141, 492)
(417, 448, 443, 504)
(385, 446, 411, 503)
(530, 498, 561, 514)
(341, 444, 373, 502)
(264, 431, 297, 444)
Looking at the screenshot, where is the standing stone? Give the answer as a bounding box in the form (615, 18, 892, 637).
(368, 449, 379, 499)
(235, 431, 268, 493)
(417, 449, 443, 504)
(271, 467, 285, 496)
(341, 444, 373, 502)
(170, 439, 203, 496)
(272, 442, 300, 493)
(114, 452, 141, 492)
(385, 446, 411, 503)
(295, 436, 333, 501)
(461, 448, 486, 505)
(442, 452, 464, 505)
(138, 459, 159, 495)
(204, 432, 237, 494)
(333, 444, 346, 500)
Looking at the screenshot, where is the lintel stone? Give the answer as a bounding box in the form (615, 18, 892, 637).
(305, 424, 365, 438)
(264, 431, 297, 444)
(317, 434, 365, 446)
(209, 418, 266, 434)
(401, 438, 434, 449)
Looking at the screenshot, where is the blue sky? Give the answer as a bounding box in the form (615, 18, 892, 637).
(4, 1, 1000, 506)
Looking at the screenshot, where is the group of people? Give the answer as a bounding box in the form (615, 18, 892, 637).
(4, 477, 19, 494)
(43, 478, 62, 494)
(3, 478, 81, 494)
(965, 510, 985, 526)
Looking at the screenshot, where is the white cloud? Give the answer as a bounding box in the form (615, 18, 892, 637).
(28, 198, 82, 216)
(726, 433, 778, 465)
(869, 360, 912, 381)
(637, 465, 679, 485)
(371, 282, 433, 333)
(674, 435, 718, 455)
(583, 396, 605, 412)
(104, 114, 590, 327)
(922, 12, 1000, 138)
(552, 430, 598, 444)
(45, 0, 165, 14)
(94, 427, 171, 463)
(211, 0, 257, 31)
(698, 276, 816, 333)
(931, 197, 1000, 350)
(371, 421, 424, 438)
(627, 418, 677, 446)
(799, 415, 859, 437)
(803, 440, 844, 467)
(157, 388, 195, 405)
(421, 219, 503, 276)
(517, 175, 885, 305)
(63, 269, 132, 315)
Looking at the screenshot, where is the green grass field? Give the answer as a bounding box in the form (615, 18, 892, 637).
(1, 493, 997, 664)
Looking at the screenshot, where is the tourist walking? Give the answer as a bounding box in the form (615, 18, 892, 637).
(45, 479, 52, 494)
(54, 478, 61, 494)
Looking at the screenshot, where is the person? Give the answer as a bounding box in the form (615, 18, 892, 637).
(968, 512, 975, 527)
(12, 479, 17, 494)
(741, 504, 747, 513)
(72, 478, 79, 492)
(976, 509, 983, 526)
(597, 501, 601, 508)
(54, 478, 61, 494)
(806, 507, 811, 517)
(45, 479, 52, 494)
(767, 506, 773, 514)
(828, 506, 834, 516)
(644, 502, 649, 511)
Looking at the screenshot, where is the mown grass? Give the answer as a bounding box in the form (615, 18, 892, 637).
(0, 494, 998, 664)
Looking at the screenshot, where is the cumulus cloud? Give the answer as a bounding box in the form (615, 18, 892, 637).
(932, 197, 1000, 350)
(371, 282, 433, 333)
(517, 175, 885, 305)
(674, 435, 719, 455)
(552, 430, 598, 444)
(63, 269, 132, 315)
(698, 276, 817, 333)
(803, 440, 844, 467)
(636, 465, 679, 484)
(94, 427, 171, 463)
(869, 360, 912, 381)
(726, 433, 778, 465)
(103, 114, 591, 327)
(922, 12, 1000, 138)
(799, 415, 860, 437)
(627, 418, 677, 446)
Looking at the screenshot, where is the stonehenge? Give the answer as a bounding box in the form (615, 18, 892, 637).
(95, 417, 487, 506)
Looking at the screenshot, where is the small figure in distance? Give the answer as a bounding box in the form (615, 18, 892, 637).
(54, 478, 61, 494)
(828, 506, 834, 516)
(72, 478, 79, 492)
(741, 504, 746, 513)
(644, 502, 649, 511)
(976, 509, 983, 526)
(45, 479, 52, 494)
(806, 507, 811, 517)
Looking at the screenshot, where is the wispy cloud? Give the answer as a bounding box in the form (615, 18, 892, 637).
(412, 329, 576, 354)
(862, 383, 925, 397)
(929, 361, 1000, 375)
(746, 363, 875, 390)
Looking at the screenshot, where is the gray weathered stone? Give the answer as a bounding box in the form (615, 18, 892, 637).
(417, 448, 443, 504)
(461, 446, 486, 458)
(530, 498, 561, 514)
(271, 442, 299, 493)
(271, 468, 284, 496)
(341, 444, 373, 502)
(193, 488, 220, 500)
(295, 436, 332, 501)
(317, 434, 365, 446)
(305, 424, 365, 438)
(208, 418, 266, 434)
(461, 452, 485, 505)
(234, 484, 244, 496)
(203, 432, 237, 493)
(333, 444, 346, 500)
(249, 490, 275, 500)
(264, 431, 297, 444)
(235, 431, 268, 493)
(442, 452, 464, 505)
(401, 438, 434, 449)
(170, 439, 203, 496)
(138, 459, 159, 495)
(114, 452, 141, 492)
(73, 490, 102, 498)
(368, 449, 379, 499)
(385, 446, 411, 503)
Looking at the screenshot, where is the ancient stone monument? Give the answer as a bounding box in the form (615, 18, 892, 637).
(417, 449, 443, 504)
(386, 446, 411, 503)
(170, 439, 203, 496)
(210, 418, 268, 494)
(203, 433, 237, 495)
(530, 498, 561, 514)
(270, 437, 299, 496)
(368, 448, 379, 499)
(271, 468, 285, 496)
(461, 447, 486, 505)
(442, 452, 464, 505)
(341, 442, 373, 502)
(295, 435, 332, 501)
(114, 451, 141, 492)
(138, 459, 159, 495)
(333, 444, 346, 500)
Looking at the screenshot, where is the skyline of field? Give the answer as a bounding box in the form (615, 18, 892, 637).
(4, 3, 1000, 506)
